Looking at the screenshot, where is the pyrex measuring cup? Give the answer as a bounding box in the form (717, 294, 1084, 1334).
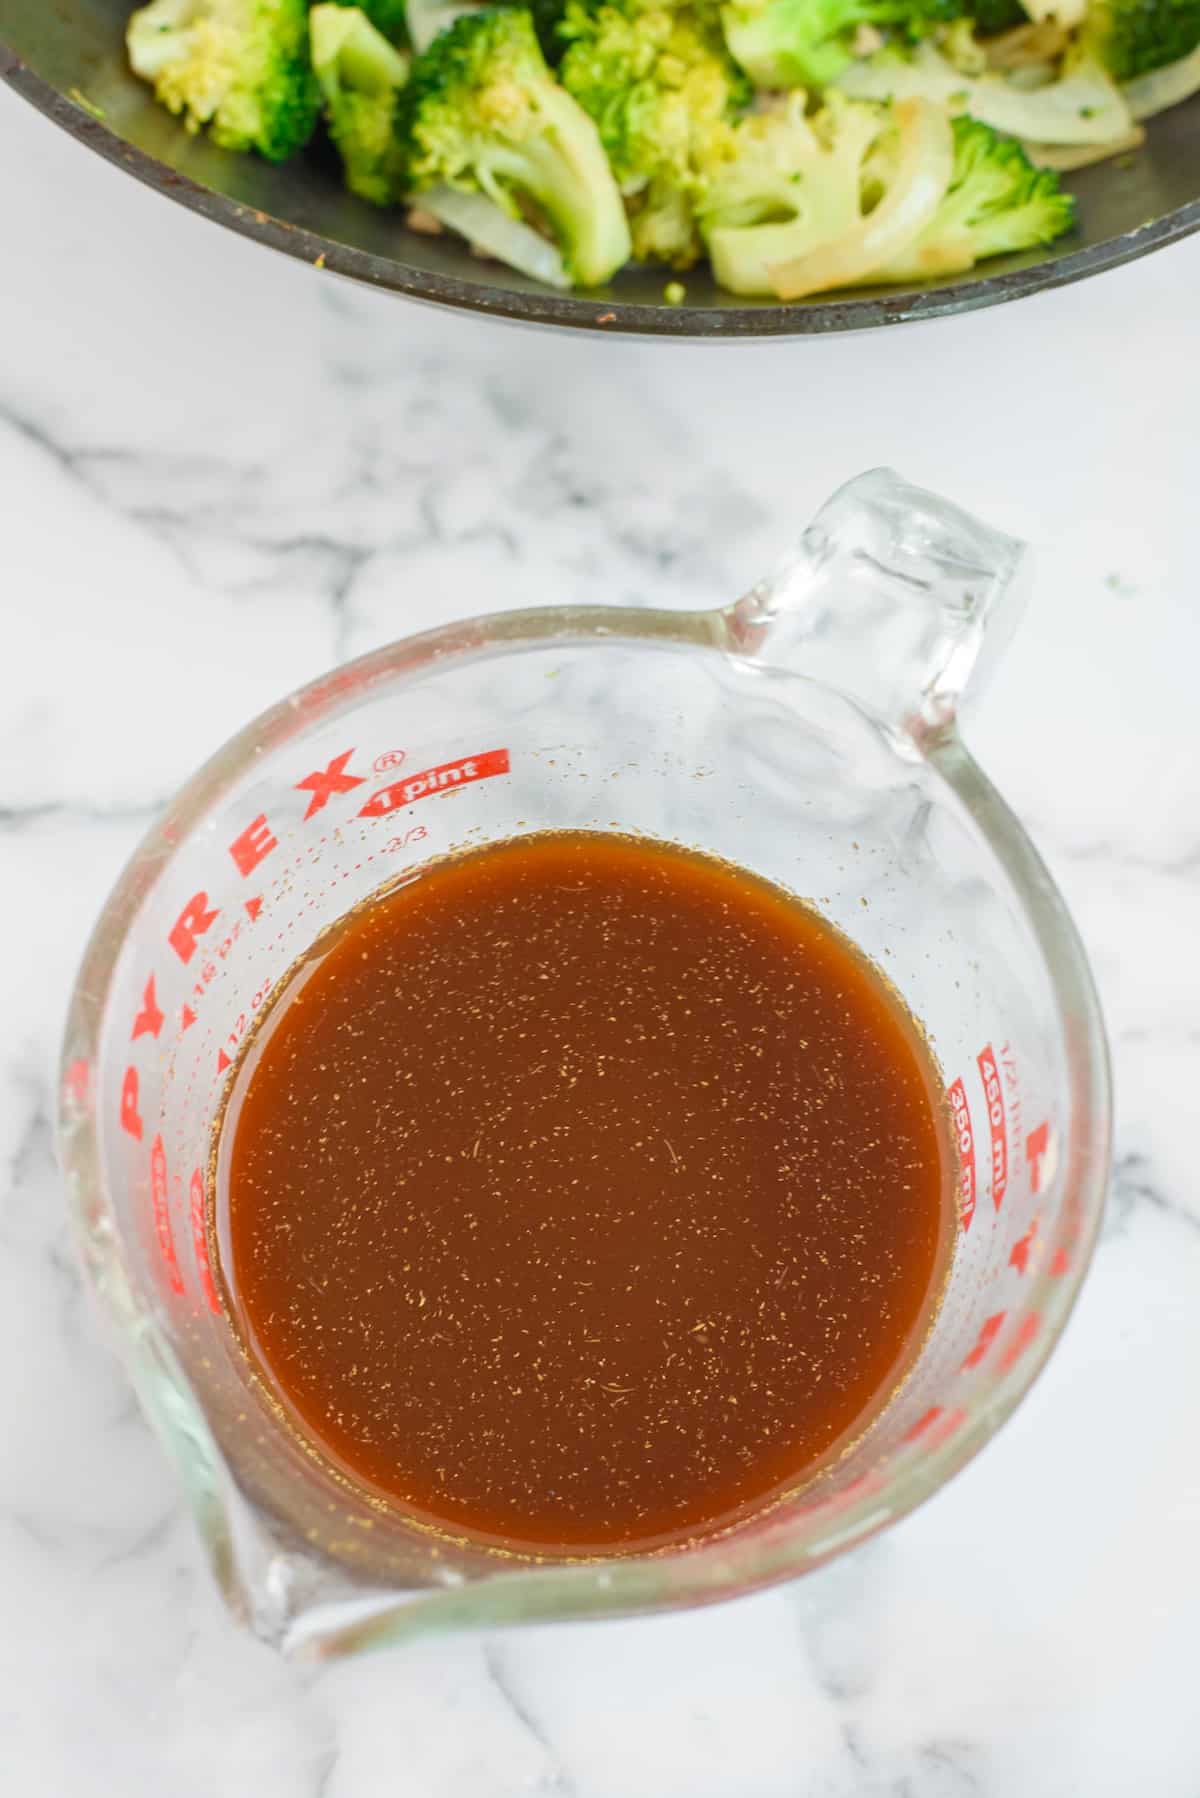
(58, 469, 1111, 1658)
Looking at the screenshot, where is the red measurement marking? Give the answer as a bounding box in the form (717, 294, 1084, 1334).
(947, 1078, 976, 1232)
(1009, 1217, 1039, 1275)
(229, 813, 277, 877)
(64, 1058, 90, 1108)
(169, 892, 220, 965)
(180, 1004, 197, 1032)
(189, 1168, 220, 1314)
(928, 1407, 967, 1449)
(191, 962, 217, 1000)
(905, 1406, 944, 1442)
(244, 896, 263, 921)
(1050, 1246, 1070, 1277)
(800, 1467, 886, 1519)
(1025, 1121, 1050, 1194)
(150, 1135, 184, 1296)
(373, 749, 407, 774)
(385, 825, 429, 854)
(961, 1310, 1007, 1370)
(977, 1044, 1008, 1211)
(131, 974, 164, 1042)
(296, 748, 365, 821)
(216, 1048, 232, 1075)
(997, 1312, 1040, 1373)
(119, 1066, 144, 1141)
(358, 748, 510, 819)
(215, 919, 243, 962)
(905, 1405, 969, 1449)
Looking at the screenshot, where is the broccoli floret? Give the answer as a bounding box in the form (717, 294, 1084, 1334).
(1083, 0, 1200, 81)
(720, 0, 958, 92)
(558, 0, 749, 265)
(327, 0, 413, 42)
(311, 4, 411, 202)
(872, 113, 1074, 277)
(696, 91, 1062, 295)
(126, 0, 319, 160)
(394, 6, 632, 284)
(695, 91, 886, 291)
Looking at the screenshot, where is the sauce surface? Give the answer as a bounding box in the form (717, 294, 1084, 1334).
(217, 831, 952, 1551)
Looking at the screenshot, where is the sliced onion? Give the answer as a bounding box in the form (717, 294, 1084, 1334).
(1124, 45, 1200, 121)
(405, 0, 477, 51)
(768, 99, 954, 302)
(840, 43, 1134, 145)
(1025, 124, 1144, 168)
(127, 6, 192, 81)
(984, 21, 1070, 71)
(416, 185, 571, 288)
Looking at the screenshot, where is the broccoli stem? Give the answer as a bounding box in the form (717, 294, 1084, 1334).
(474, 82, 633, 281)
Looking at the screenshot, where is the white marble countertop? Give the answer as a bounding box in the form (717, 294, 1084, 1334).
(3, 79, 1199, 1798)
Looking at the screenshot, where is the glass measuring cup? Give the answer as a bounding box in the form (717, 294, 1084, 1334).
(58, 469, 1111, 1659)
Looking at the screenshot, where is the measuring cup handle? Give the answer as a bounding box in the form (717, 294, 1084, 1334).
(724, 468, 1031, 743)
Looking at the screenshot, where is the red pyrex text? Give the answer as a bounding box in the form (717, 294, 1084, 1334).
(117, 741, 511, 1305)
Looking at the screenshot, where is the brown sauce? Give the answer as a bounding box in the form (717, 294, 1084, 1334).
(216, 831, 953, 1553)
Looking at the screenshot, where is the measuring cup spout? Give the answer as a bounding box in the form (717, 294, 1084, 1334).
(722, 469, 1030, 745)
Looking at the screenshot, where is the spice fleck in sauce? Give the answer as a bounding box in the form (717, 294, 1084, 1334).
(217, 832, 953, 1553)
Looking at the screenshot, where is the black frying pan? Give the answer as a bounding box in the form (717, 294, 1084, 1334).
(3, 0, 1197, 336)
